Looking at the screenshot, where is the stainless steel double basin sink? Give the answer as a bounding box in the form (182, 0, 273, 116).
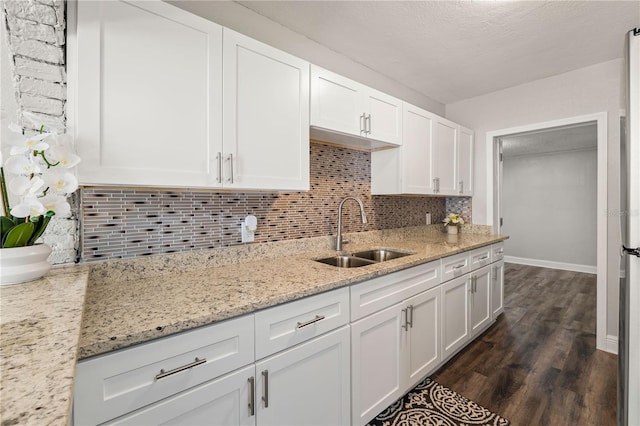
(315, 249, 412, 268)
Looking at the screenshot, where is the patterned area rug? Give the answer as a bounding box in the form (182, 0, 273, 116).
(366, 378, 510, 426)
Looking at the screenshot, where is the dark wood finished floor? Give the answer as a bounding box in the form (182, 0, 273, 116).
(433, 263, 617, 425)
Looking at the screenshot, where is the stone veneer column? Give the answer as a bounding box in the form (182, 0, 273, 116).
(2, 0, 79, 264)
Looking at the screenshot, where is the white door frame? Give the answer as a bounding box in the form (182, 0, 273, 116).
(485, 112, 608, 351)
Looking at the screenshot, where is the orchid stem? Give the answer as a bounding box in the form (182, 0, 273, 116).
(0, 167, 10, 216)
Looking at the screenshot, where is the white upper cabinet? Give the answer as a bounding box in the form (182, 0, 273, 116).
(432, 118, 458, 195)
(222, 29, 310, 191)
(457, 126, 474, 196)
(74, 0, 223, 188)
(371, 103, 434, 194)
(310, 66, 402, 148)
(73, 1, 309, 191)
(372, 103, 473, 196)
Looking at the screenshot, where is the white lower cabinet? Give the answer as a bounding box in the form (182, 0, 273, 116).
(104, 326, 350, 426)
(491, 260, 505, 318)
(351, 302, 405, 426)
(441, 274, 470, 361)
(256, 326, 351, 426)
(106, 365, 255, 426)
(351, 286, 441, 426)
(405, 287, 441, 389)
(469, 265, 492, 337)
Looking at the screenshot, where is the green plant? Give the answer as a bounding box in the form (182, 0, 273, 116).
(1, 124, 80, 248)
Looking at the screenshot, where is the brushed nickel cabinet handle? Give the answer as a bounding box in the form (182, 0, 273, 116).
(261, 370, 269, 408)
(296, 315, 325, 329)
(248, 376, 255, 416)
(155, 357, 206, 381)
(360, 113, 366, 134)
(366, 114, 372, 134)
(407, 305, 414, 328)
(216, 152, 222, 184)
(453, 264, 465, 270)
(227, 154, 234, 184)
(401, 308, 408, 329)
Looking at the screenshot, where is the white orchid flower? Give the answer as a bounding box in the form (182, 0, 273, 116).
(9, 132, 52, 155)
(3, 155, 40, 175)
(48, 142, 81, 169)
(39, 193, 71, 217)
(7, 175, 44, 197)
(10, 195, 46, 218)
(43, 170, 78, 194)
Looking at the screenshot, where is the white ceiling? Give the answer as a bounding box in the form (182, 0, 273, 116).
(501, 122, 597, 157)
(237, 1, 640, 104)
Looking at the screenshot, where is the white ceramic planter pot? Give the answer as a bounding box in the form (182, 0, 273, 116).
(0, 244, 52, 286)
(447, 225, 459, 235)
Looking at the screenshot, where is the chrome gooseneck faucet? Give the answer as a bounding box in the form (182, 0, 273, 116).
(336, 196, 367, 251)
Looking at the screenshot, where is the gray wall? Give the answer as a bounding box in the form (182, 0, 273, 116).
(502, 148, 597, 268)
(445, 59, 623, 340)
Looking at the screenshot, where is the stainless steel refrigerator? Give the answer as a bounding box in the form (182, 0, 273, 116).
(619, 27, 640, 426)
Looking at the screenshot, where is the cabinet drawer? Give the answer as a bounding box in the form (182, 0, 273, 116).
(350, 260, 441, 321)
(74, 315, 254, 425)
(255, 287, 349, 359)
(104, 365, 254, 426)
(468, 246, 492, 271)
(491, 242, 505, 263)
(441, 252, 470, 282)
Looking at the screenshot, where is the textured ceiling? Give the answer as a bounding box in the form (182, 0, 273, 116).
(501, 122, 597, 158)
(237, 1, 640, 104)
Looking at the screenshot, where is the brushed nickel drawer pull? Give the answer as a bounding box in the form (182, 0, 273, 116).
(248, 376, 255, 416)
(155, 357, 206, 381)
(479, 255, 489, 261)
(452, 264, 465, 270)
(262, 370, 269, 408)
(296, 315, 325, 329)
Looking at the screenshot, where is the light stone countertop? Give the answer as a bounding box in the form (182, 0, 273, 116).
(0, 265, 90, 426)
(79, 230, 508, 359)
(0, 226, 507, 425)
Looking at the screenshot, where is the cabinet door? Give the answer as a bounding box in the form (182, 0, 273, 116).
(433, 119, 458, 194)
(364, 89, 402, 145)
(223, 29, 310, 191)
(491, 260, 505, 318)
(402, 103, 435, 193)
(351, 303, 405, 426)
(310, 65, 365, 137)
(255, 326, 350, 426)
(405, 287, 441, 390)
(457, 127, 474, 196)
(441, 274, 470, 360)
(105, 365, 255, 426)
(75, 0, 223, 187)
(470, 265, 492, 337)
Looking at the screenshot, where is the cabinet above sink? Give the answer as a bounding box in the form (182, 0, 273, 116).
(310, 65, 403, 151)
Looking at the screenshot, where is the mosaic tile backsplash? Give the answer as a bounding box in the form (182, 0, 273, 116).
(82, 143, 468, 261)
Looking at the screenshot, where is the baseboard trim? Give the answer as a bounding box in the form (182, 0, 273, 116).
(605, 335, 618, 354)
(504, 256, 597, 274)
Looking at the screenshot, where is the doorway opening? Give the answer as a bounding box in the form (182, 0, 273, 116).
(486, 113, 609, 352)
